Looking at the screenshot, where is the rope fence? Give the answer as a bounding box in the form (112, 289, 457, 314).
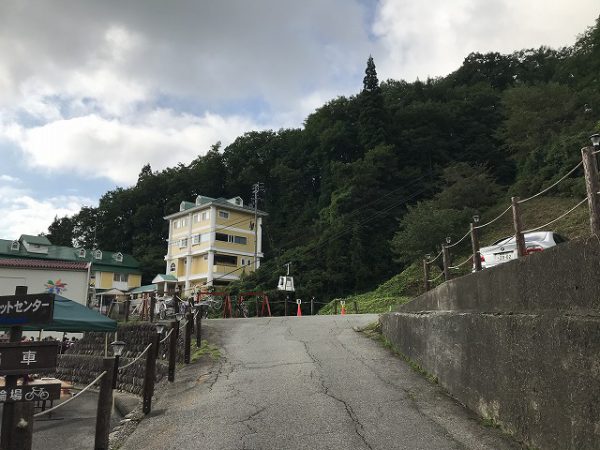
(33, 371, 107, 418)
(450, 255, 474, 270)
(446, 229, 471, 248)
(160, 328, 174, 344)
(518, 161, 583, 204)
(118, 343, 152, 371)
(420, 142, 600, 291)
(524, 197, 587, 233)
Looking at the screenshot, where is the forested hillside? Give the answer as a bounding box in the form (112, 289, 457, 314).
(47, 18, 600, 304)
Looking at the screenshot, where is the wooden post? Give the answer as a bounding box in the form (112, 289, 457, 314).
(195, 308, 202, 348)
(184, 313, 192, 364)
(310, 297, 314, 316)
(94, 357, 115, 450)
(333, 300, 338, 315)
(10, 403, 34, 450)
(124, 298, 131, 322)
(168, 321, 178, 382)
(423, 259, 430, 291)
(582, 146, 600, 236)
(149, 294, 156, 323)
(470, 223, 482, 271)
(353, 301, 358, 314)
(1, 285, 27, 450)
(442, 245, 450, 281)
(142, 333, 159, 415)
(511, 197, 526, 257)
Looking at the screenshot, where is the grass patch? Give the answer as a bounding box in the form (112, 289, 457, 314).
(190, 340, 221, 363)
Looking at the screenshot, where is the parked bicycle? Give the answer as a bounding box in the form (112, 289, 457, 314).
(196, 295, 223, 318)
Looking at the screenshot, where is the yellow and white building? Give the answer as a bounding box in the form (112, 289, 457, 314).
(164, 195, 267, 291)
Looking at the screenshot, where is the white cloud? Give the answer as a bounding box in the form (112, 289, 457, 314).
(0, 183, 93, 240)
(2, 110, 265, 185)
(373, 0, 599, 81)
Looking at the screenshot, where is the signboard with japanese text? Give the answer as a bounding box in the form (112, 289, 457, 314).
(0, 342, 59, 375)
(0, 382, 61, 403)
(0, 293, 54, 325)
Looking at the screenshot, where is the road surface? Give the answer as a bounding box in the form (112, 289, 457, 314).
(123, 315, 520, 450)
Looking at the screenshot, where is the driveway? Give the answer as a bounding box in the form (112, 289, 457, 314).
(123, 315, 520, 450)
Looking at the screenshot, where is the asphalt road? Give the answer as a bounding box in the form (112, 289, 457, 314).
(123, 315, 521, 450)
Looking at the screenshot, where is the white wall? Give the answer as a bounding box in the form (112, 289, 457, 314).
(0, 267, 88, 305)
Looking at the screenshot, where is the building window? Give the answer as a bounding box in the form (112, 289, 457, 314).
(192, 234, 200, 244)
(173, 219, 180, 229)
(170, 262, 176, 272)
(78, 248, 86, 258)
(234, 236, 247, 245)
(193, 213, 201, 223)
(10, 241, 20, 251)
(214, 254, 237, 266)
(94, 250, 102, 260)
(215, 233, 228, 242)
(202, 211, 210, 221)
(179, 238, 188, 248)
(113, 273, 129, 282)
(181, 218, 187, 227)
(203, 254, 208, 260)
(114, 252, 123, 262)
(218, 210, 229, 219)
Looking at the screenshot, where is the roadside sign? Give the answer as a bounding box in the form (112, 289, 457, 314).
(0, 382, 61, 403)
(0, 342, 59, 375)
(0, 293, 54, 326)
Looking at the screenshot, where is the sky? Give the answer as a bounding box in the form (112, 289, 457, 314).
(0, 0, 598, 240)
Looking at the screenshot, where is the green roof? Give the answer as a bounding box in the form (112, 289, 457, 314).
(20, 234, 52, 246)
(180, 201, 196, 211)
(152, 274, 177, 282)
(0, 238, 140, 273)
(128, 284, 157, 294)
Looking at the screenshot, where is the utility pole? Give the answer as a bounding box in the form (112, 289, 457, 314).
(251, 182, 264, 272)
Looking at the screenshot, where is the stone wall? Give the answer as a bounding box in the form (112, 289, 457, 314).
(55, 322, 187, 395)
(381, 238, 600, 450)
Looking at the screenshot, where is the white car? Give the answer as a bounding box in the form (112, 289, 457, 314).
(479, 231, 568, 269)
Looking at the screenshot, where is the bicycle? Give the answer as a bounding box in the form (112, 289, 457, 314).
(196, 296, 223, 318)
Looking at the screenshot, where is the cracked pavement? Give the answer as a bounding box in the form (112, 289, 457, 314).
(122, 315, 521, 450)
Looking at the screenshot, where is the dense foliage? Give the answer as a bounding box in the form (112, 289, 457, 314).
(47, 18, 600, 304)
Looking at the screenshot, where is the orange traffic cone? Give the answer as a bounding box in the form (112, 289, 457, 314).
(297, 303, 302, 317)
(341, 302, 346, 316)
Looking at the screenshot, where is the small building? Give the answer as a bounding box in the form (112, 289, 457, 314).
(163, 195, 267, 292)
(0, 235, 142, 304)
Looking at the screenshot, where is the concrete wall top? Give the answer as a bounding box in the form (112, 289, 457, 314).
(399, 238, 600, 315)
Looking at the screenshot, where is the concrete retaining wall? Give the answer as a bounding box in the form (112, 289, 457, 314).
(381, 238, 600, 450)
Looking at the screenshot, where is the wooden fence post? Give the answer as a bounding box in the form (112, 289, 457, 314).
(94, 357, 115, 450)
(310, 297, 314, 316)
(423, 259, 430, 291)
(333, 300, 338, 315)
(149, 294, 156, 323)
(582, 146, 600, 236)
(442, 245, 450, 281)
(511, 197, 526, 257)
(142, 333, 159, 415)
(470, 223, 482, 271)
(284, 296, 289, 317)
(168, 321, 178, 382)
(124, 298, 131, 323)
(353, 301, 358, 314)
(195, 308, 202, 348)
(184, 313, 192, 364)
(10, 403, 34, 450)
